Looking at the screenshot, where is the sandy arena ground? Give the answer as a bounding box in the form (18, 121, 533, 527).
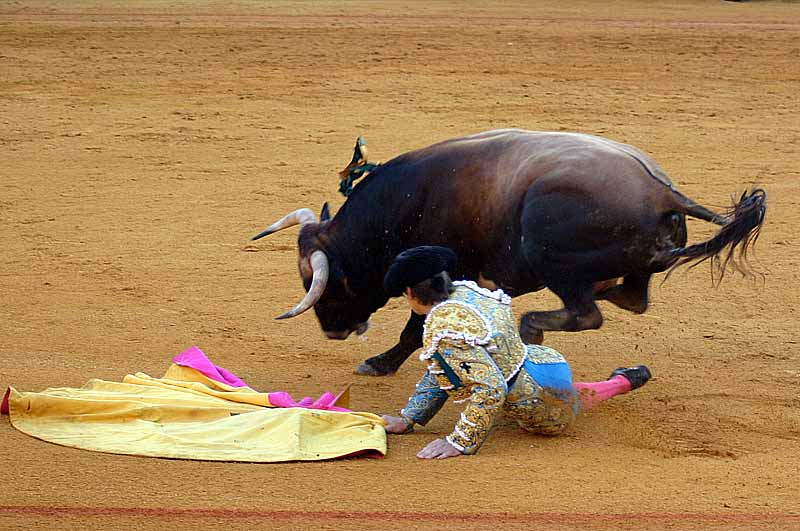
(1, 1, 799, 529)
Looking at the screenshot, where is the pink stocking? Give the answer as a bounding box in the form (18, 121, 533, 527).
(573, 375, 632, 410)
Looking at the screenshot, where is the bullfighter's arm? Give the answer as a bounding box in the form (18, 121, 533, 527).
(400, 370, 449, 427)
(429, 340, 508, 455)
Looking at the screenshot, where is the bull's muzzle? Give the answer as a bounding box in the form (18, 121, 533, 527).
(324, 321, 369, 340)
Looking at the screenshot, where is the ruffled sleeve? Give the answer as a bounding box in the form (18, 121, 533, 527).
(420, 300, 493, 361)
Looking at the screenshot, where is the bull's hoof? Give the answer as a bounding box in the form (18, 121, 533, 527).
(519, 326, 544, 345)
(355, 361, 395, 377)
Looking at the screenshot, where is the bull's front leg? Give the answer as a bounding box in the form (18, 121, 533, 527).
(355, 312, 424, 376)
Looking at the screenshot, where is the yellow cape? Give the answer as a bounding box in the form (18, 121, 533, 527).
(4, 364, 386, 462)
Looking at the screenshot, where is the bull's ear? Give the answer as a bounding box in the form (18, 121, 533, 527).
(320, 202, 331, 222)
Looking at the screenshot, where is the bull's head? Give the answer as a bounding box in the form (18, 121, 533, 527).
(252, 204, 375, 340)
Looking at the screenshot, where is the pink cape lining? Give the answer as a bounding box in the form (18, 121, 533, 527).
(266, 391, 351, 412)
(1, 387, 9, 415)
(173, 346, 351, 412)
(172, 345, 248, 388)
(2, 347, 352, 415)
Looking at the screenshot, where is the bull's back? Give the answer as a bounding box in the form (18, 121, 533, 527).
(405, 128, 668, 183)
(394, 129, 674, 225)
(348, 129, 678, 289)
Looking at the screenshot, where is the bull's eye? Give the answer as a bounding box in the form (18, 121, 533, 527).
(340, 276, 357, 297)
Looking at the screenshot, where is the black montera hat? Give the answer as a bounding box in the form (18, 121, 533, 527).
(383, 246, 457, 297)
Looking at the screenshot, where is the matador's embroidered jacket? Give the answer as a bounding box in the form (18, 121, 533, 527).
(400, 281, 570, 454)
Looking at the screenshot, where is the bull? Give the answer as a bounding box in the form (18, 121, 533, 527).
(252, 129, 766, 376)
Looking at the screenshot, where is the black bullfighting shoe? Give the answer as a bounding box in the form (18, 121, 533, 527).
(609, 365, 652, 390)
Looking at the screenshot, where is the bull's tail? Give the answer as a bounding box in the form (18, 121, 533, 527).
(657, 188, 767, 281)
(676, 200, 727, 226)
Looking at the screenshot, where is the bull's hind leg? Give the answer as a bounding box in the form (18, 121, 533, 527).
(519, 281, 603, 344)
(594, 272, 651, 314)
(519, 187, 651, 343)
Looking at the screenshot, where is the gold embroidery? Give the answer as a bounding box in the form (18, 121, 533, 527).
(406, 283, 577, 453)
(525, 344, 567, 364)
(420, 286, 527, 378)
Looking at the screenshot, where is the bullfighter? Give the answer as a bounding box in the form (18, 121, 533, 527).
(380, 246, 652, 459)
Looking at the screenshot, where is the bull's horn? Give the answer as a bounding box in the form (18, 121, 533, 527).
(275, 250, 329, 320)
(251, 208, 317, 241)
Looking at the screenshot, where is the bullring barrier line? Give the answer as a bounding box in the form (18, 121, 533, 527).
(1, 11, 799, 30)
(0, 505, 798, 523)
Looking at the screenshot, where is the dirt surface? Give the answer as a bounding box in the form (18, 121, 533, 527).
(1, 1, 799, 529)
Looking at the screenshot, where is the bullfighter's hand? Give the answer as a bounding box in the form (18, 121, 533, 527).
(381, 415, 413, 434)
(417, 438, 462, 460)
